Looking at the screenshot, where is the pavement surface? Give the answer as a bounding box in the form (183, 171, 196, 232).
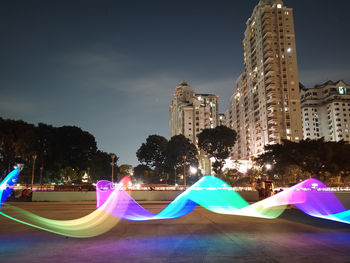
(0, 202, 349, 263)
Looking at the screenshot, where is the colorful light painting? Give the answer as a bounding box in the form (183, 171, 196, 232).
(0, 170, 349, 238)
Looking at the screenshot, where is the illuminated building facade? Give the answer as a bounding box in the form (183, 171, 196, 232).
(225, 0, 302, 160)
(169, 81, 218, 143)
(301, 80, 350, 142)
(169, 81, 219, 174)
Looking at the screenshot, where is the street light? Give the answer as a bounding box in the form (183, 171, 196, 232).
(111, 154, 116, 183)
(190, 166, 197, 175)
(31, 154, 37, 189)
(39, 166, 43, 189)
(265, 163, 272, 180)
(265, 163, 272, 170)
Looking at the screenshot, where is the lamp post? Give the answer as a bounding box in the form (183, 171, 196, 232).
(111, 154, 116, 183)
(31, 154, 37, 189)
(39, 166, 43, 189)
(265, 163, 272, 180)
(182, 155, 187, 187)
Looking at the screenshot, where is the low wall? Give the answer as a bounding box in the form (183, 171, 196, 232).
(32, 191, 96, 202)
(32, 190, 259, 202)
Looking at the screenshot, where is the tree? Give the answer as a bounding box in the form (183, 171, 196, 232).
(197, 126, 237, 175)
(133, 164, 154, 184)
(55, 126, 97, 171)
(59, 166, 80, 184)
(117, 164, 133, 181)
(256, 138, 350, 185)
(136, 135, 168, 181)
(0, 118, 118, 184)
(166, 135, 198, 184)
(89, 151, 118, 182)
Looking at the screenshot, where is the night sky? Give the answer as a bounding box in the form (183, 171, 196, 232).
(1, 0, 349, 166)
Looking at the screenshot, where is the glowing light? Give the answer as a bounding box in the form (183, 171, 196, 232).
(190, 166, 198, 174)
(0, 173, 129, 238)
(265, 164, 272, 170)
(0, 169, 19, 208)
(0, 171, 349, 239)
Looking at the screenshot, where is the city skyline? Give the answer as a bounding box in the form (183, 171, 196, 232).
(1, 0, 350, 166)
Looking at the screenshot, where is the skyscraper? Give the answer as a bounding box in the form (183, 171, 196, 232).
(226, 0, 302, 160)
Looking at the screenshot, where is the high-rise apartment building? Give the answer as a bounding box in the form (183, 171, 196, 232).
(226, 0, 302, 160)
(169, 81, 219, 174)
(301, 80, 350, 142)
(169, 81, 219, 144)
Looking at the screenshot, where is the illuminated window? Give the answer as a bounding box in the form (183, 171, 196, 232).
(277, 4, 282, 8)
(338, 86, 346, 94)
(286, 48, 292, 53)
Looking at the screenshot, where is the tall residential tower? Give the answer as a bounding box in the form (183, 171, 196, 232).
(226, 0, 302, 160)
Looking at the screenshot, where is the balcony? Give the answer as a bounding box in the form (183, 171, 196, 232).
(263, 39, 272, 49)
(264, 51, 274, 60)
(264, 63, 273, 72)
(265, 70, 275, 77)
(264, 56, 274, 65)
(266, 102, 277, 109)
(265, 76, 275, 85)
(267, 111, 276, 118)
(262, 17, 271, 27)
(267, 116, 277, 124)
(262, 31, 272, 40)
(266, 97, 278, 104)
(266, 82, 276, 90)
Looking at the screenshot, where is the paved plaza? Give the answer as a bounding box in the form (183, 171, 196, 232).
(0, 202, 349, 263)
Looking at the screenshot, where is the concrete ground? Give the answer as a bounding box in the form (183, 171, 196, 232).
(0, 202, 349, 263)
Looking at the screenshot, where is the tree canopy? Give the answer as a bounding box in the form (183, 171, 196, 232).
(197, 125, 237, 175)
(136, 134, 168, 180)
(166, 135, 199, 184)
(255, 138, 350, 184)
(0, 117, 118, 184)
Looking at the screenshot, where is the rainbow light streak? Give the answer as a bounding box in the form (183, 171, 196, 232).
(96, 176, 349, 223)
(0, 171, 349, 238)
(0, 175, 131, 238)
(0, 169, 19, 209)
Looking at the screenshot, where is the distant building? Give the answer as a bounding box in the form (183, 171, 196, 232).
(218, 113, 226, 126)
(300, 80, 350, 142)
(225, 0, 302, 160)
(169, 81, 219, 144)
(169, 81, 219, 174)
(225, 73, 249, 160)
